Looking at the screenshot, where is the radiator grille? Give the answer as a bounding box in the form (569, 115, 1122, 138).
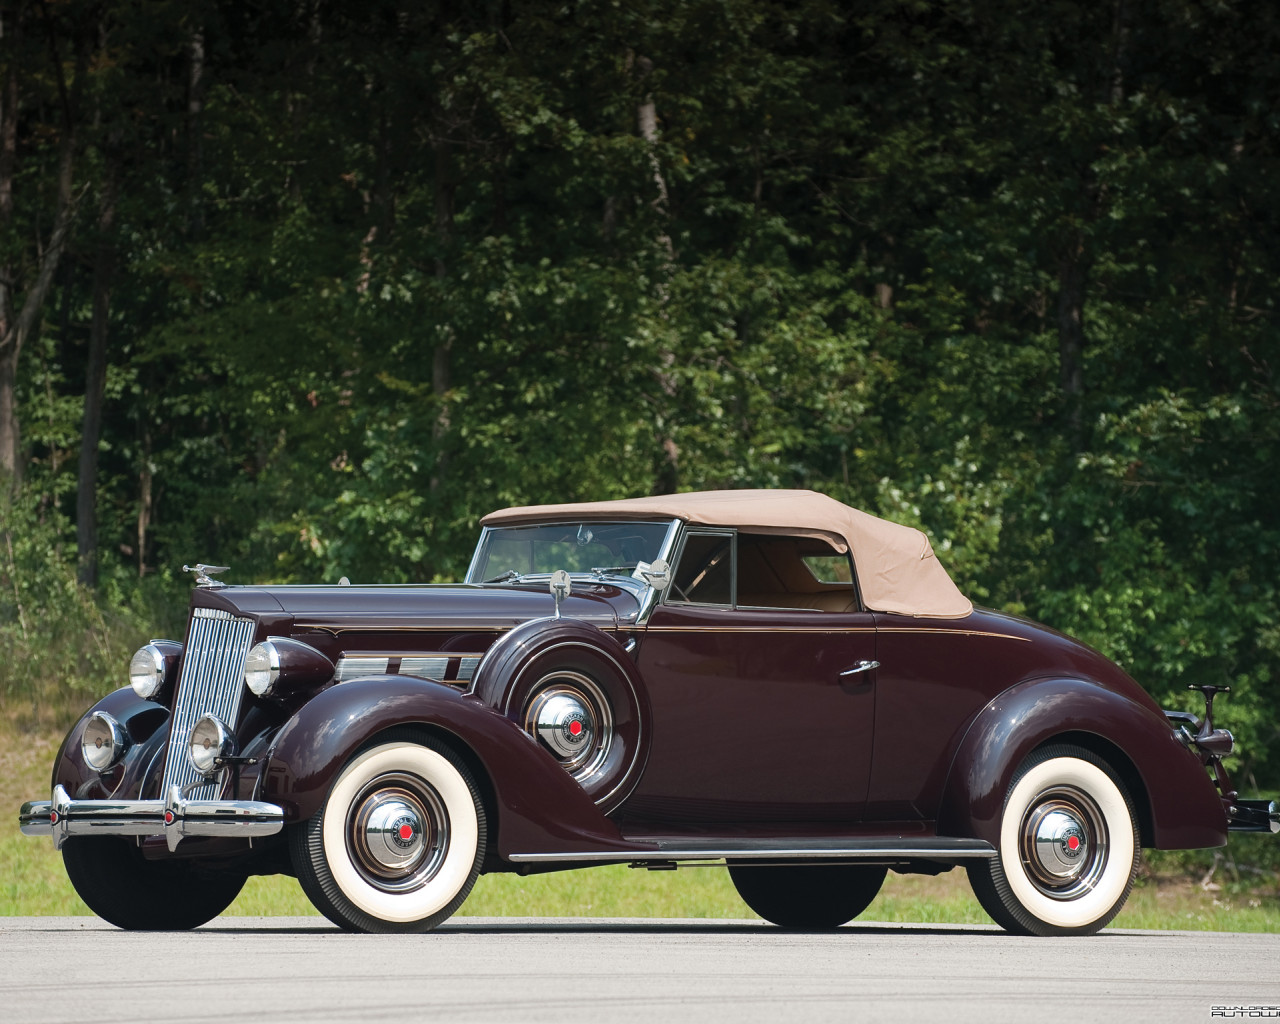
(161, 607, 256, 795)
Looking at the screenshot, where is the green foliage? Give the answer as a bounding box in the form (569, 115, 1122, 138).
(0, 494, 182, 727)
(0, 0, 1277, 788)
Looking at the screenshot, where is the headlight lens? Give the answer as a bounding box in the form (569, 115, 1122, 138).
(82, 711, 128, 772)
(187, 714, 235, 775)
(244, 641, 281, 697)
(129, 644, 166, 699)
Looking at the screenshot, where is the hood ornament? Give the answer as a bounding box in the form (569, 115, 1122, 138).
(182, 563, 230, 588)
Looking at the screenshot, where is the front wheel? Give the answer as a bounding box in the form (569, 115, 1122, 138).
(967, 744, 1140, 936)
(63, 836, 245, 930)
(728, 863, 887, 929)
(291, 733, 487, 933)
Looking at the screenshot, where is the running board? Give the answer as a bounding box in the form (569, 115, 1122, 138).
(507, 836, 997, 864)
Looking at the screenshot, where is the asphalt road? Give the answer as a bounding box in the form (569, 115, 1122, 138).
(2, 916, 1277, 1024)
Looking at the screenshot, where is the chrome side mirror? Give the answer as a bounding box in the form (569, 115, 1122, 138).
(550, 570, 572, 618)
(638, 558, 671, 592)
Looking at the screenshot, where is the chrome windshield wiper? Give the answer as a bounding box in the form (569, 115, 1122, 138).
(483, 569, 524, 584)
(590, 565, 638, 579)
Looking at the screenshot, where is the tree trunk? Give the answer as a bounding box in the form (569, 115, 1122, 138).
(429, 127, 454, 495)
(76, 161, 118, 586)
(1057, 237, 1087, 452)
(0, 10, 85, 486)
(186, 26, 205, 236)
(0, 10, 21, 486)
(635, 54, 678, 494)
(137, 423, 152, 578)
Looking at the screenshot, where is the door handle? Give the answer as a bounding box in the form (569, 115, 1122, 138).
(839, 660, 880, 678)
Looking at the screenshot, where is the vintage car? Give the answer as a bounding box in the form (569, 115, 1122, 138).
(19, 490, 1278, 935)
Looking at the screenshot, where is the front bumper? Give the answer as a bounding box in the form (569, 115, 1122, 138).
(19, 784, 285, 852)
(1227, 799, 1279, 834)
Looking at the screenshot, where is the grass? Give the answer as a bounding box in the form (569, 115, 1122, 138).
(5, 726, 1278, 931)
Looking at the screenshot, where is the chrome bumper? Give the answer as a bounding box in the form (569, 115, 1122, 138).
(19, 784, 285, 852)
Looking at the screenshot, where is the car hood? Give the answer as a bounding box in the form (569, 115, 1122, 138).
(191, 582, 636, 633)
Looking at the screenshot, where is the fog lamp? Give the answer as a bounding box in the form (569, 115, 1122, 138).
(187, 714, 235, 776)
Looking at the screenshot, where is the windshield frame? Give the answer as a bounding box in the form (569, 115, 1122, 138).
(465, 518, 681, 589)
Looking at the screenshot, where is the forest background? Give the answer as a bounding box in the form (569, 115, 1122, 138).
(0, 0, 1277, 805)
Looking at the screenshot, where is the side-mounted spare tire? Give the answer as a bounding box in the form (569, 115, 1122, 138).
(471, 617, 649, 812)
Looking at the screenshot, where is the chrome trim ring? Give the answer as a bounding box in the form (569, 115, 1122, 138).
(1019, 785, 1109, 901)
(522, 671, 613, 782)
(345, 772, 449, 894)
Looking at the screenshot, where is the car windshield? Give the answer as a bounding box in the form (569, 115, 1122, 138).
(469, 521, 673, 582)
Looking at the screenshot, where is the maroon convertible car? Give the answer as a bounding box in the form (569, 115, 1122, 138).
(20, 490, 1277, 934)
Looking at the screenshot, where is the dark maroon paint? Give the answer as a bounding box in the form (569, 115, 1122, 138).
(47, 526, 1231, 878)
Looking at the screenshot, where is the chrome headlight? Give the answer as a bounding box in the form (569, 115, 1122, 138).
(188, 714, 235, 775)
(244, 641, 282, 697)
(82, 711, 128, 772)
(243, 637, 333, 700)
(129, 644, 166, 699)
(128, 640, 182, 700)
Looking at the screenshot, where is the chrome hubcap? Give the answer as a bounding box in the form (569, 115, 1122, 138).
(529, 691, 595, 763)
(1019, 786, 1107, 900)
(347, 773, 449, 893)
(523, 672, 612, 781)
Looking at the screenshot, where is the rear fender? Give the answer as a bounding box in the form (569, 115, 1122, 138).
(261, 676, 630, 860)
(936, 677, 1226, 850)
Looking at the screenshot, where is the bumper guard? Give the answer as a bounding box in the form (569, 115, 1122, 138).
(19, 784, 285, 852)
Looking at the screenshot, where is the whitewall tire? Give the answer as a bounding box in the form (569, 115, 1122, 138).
(967, 744, 1139, 936)
(291, 733, 486, 933)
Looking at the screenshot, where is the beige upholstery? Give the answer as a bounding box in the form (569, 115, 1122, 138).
(738, 591, 859, 613)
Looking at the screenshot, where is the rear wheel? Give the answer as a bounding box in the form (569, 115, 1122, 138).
(291, 734, 486, 933)
(728, 863, 887, 929)
(967, 744, 1140, 936)
(63, 836, 245, 930)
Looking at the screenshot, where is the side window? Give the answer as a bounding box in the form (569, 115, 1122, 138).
(736, 534, 859, 613)
(669, 532, 734, 606)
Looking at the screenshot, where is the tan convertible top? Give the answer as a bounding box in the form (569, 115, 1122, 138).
(482, 489, 973, 618)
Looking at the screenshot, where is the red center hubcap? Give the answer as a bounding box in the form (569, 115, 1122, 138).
(398, 823, 414, 841)
(569, 720, 583, 737)
(1067, 835, 1080, 851)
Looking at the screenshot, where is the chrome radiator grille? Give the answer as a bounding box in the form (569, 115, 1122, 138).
(161, 607, 256, 795)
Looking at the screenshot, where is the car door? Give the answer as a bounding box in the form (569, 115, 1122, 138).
(619, 529, 877, 831)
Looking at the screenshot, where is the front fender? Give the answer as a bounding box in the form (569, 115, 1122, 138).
(936, 676, 1227, 850)
(51, 688, 171, 803)
(260, 676, 633, 860)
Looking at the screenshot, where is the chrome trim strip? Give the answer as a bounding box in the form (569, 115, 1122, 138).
(18, 784, 284, 850)
(335, 652, 484, 684)
(641, 626, 1029, 641)
(507, 837, 998, 863)
(296, 620, 619, 635)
